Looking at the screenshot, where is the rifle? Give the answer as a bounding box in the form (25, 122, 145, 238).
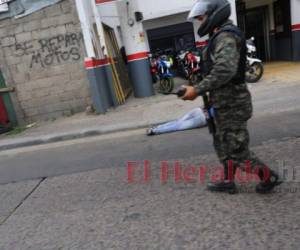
(203, 94, 216, 134)
(173, 87, 216, 135)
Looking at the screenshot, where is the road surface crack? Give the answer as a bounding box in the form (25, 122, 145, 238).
(0, 177, 46, 226)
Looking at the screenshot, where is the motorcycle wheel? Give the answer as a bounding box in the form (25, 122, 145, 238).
(177, 67, 189, 80)
(152, 74, 158, 84)
(159, 77, 174, 94)
(188, 73, 199, 86)
(184, 69, 190, 80)
(245, 62, 264, 83)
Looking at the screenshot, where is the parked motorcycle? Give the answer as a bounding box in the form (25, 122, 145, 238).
(176, 50, 201, 85)
(246, 37, 264, 83)
(149, 53, 158, 84)
(185, 51, 201, 86)
(156, 55, 174, 94)
(176, 50, 189, 79)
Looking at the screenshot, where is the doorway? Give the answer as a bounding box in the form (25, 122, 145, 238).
(147, 22, 195, 53)
(245, 6, 270, 61)
(103, 25, 132, 104)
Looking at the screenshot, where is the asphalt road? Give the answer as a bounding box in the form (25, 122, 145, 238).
(0, 107, 300, 184)
(0, 83, 300, 250)
(1, 82, 300, 184)
(0, 120, 300, 250)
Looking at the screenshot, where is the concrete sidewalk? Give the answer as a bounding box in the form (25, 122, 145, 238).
(0, 62, 299, 151)
(0, 78, 199, 150)
(0, 96, 198, 150)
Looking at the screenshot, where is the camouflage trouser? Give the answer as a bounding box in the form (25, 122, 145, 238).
(213, 121, 266, 174)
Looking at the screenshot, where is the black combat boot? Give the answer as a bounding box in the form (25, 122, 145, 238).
(207, 180, 237, 193)
(207, 161, 237, 194)
(256, 169, 282, 194)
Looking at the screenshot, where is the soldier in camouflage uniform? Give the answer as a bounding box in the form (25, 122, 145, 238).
(182, 0, 281, 193)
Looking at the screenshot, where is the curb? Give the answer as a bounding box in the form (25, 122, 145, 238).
(0, 121, 169, 151)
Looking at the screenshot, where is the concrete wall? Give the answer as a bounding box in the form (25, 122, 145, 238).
(0, 0, 91, 123)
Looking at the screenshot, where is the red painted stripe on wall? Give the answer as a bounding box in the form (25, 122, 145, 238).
(127, 52, 149, 62)
(85, 58, 110, 69)
(95, 0, 115, 4)
(292, 24, 300, 31)
(196, 41, 208, 47)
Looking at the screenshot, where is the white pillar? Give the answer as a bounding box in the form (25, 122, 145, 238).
(75, 0, 119, 112)
(291, 0, 300, 60)
(91, 0, 107, 58)
(116, 0, 149, 56)
(116, 0, 154, 97)
(291, 0, 300, 30)
(74, 0, 96, 58)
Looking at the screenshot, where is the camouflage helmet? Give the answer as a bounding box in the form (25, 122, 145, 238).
(187, 0, 231, 37)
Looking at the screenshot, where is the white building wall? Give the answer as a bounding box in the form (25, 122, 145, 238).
(116, 0, 149, 55)
(77, 0, 241, 57)
(97, 1, 119, 27)
(141, 0, 236, 46)
(135, 0, 196, 21)
(96, 1, 123, 47)
(143, 12, 188, 31)
(291, 0, 300, 25)
(138, 0, 237, 23)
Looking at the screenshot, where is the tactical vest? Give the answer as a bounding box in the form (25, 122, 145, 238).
(200, 24, 247, 84)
